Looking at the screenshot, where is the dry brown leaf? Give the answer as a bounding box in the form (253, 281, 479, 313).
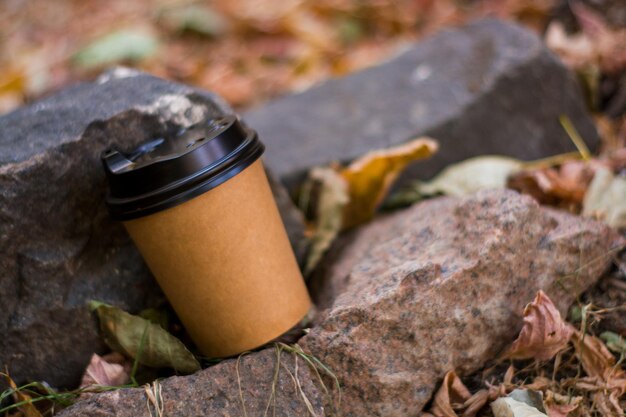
(80, 353, 131, 388)
(340, 137, 437, 229)
(570, 2, 626, 75)
(570, 327, 626, 383)
(543, 391, 582, 417)
(462, 385, 509, 417)
(523, 376, 554, 392)
(546, 3, 626, 75)
(570, 327, 626, 417)
(507, 161, 595, 212)
(504, 291, 573, 361)
(425, 368, 510, 417)
(2, 372, 43, 417)
(430, 371, 472, 417)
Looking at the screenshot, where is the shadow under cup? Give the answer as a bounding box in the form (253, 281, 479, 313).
(102, 116, 311, 358)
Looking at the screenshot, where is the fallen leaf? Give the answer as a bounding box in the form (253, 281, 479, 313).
(507, 161, 595, 211)
(570, 327, 626, 417)
(545, 4, 626, 76)
(523, 376, 553, 392)
(158, 4, 230, 38)
(430, 371, 472, 417)
(73, 29, 159, 69)
(582, 167, 626, 228)
(89, 301, 200, 374)
(570, 2, 626, 75)
(491, 397, 547, 417)
(139, 307, 170, 330)
(600, 331, 626, 354)
(570, 327, 625, 382)
(543, 391, 582, 417)
(79, 353, 130, 388)
(302, 138, 436, 273)
(340, 137, 437, 229)
(504, 291, 573, 361)
(545, 22, 595, 72)
(2, 373, 43, 417)
(416, 155, 523, 197)
(302, 166, 349, 275)
(462, 383, 508, 417)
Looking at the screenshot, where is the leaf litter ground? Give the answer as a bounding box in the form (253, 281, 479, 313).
(2, 1, 626, 416)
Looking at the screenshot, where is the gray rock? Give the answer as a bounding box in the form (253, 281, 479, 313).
(0, 69, 308, 389)
(59, 190, 622, 417)
(301, 190, 623, 416)
(243, 19, 599, 191)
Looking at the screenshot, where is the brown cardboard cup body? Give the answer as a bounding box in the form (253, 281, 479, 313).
(123, 160, 311, 358)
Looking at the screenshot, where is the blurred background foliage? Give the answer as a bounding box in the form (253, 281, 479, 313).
(0, 0, 624, 114)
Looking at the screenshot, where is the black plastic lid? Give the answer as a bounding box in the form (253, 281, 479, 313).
(102, 115, 264, 220)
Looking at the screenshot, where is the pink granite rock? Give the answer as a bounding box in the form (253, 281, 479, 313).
(58, 348, 328, 416)
(59, 190, 622, 417)
(301, 189, 623, 416)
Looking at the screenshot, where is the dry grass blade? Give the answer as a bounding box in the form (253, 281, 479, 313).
(236, 352, 250, 417)
(1, 372, 43, 417)
(144, 380, 164, 417)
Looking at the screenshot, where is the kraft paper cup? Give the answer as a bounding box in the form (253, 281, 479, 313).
(102, 116, 311, 358)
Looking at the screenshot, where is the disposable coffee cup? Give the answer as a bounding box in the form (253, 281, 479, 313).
(101, 115, 311, 358)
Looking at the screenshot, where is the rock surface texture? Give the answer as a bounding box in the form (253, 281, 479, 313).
(59, 190, 623, 417)
(301, 190, 622, 416)
(59, 348, 327, 417)
(0, 69, 307, 389)
(243, 19, 599, 190)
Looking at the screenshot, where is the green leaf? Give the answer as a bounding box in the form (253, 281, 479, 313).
(337, 17, 364, 44)
(582, 167, 626, 228)
(73, 30, 159, 69)
(139, 307, 170, 330)
(417, 155, 523, 197)
(159, 5, 230, 37)
(89, 301, 200, 374)
(569, 305, 583, 322)
(600, 331, 626, 354)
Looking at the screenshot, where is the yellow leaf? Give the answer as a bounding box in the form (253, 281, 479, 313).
(340, 137, 437, 229)
(2, 373, 43, 417)
(301, 137, 437, 274)
(0, 70, 25, 94)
